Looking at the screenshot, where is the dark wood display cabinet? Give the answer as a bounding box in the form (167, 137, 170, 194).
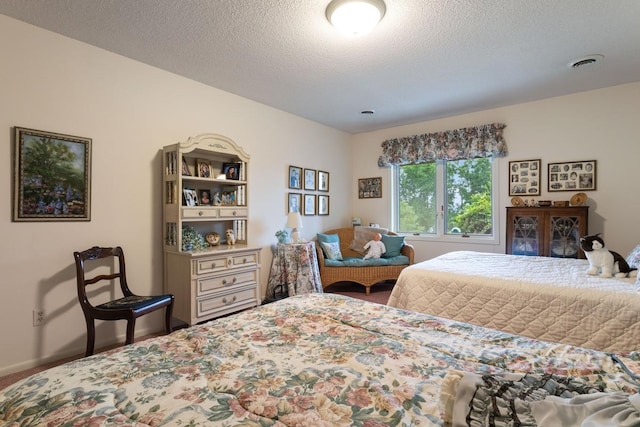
(506, 206, 589, 259)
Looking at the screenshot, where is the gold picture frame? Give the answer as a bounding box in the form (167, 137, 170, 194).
(13, 127, 92, 222)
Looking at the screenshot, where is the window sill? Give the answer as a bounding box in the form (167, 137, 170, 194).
(402, 234, 499, 246)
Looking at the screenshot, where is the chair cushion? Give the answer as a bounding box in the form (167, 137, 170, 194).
(324, 255, 409, 267)
(97, 295, 172, 310)
(381, 234, 405, 257)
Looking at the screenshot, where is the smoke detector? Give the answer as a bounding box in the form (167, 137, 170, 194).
(569, 54, 604, 69)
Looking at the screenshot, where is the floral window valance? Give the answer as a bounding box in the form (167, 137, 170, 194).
(377, 123, 507, 167)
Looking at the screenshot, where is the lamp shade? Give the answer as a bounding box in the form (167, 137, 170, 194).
(326, 0, 386, 37)
(286, 211, 303, 242)
(286, 211, 303, 229)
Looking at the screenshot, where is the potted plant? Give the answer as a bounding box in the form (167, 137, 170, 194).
(182, 225, 208, 251)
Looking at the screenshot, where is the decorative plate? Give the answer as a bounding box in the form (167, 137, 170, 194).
(570, 193, 587, 206)
(511, 196, 524, 207)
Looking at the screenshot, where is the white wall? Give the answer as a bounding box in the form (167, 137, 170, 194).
(0, 16, 352, 375)
(352, 82, 640, 262)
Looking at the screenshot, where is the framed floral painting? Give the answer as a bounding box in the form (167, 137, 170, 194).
(13, 127, 92, 221)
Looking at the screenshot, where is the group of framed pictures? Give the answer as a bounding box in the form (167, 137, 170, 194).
(509, 159, 596, 196)
(183, 187, 238, 207)
(288, 165, 330, 215)
(182, 157, 241, 180)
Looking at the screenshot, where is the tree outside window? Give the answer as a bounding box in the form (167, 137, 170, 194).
(397, 158, 494, 236)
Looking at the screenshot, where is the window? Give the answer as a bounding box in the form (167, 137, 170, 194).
(395, 158, 497, 238)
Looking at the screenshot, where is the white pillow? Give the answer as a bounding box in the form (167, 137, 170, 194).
(320, 241, 343, 260)
(625, 244, 640, 269)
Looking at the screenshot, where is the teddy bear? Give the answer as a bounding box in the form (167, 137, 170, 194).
(579, 234, 637, 278)
(363, 233, 386, 260)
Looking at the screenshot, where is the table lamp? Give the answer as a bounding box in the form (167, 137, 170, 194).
(286, 211, 303, 243)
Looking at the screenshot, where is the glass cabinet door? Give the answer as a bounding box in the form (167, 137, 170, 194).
(548, 215, 581, 258)
(511, 215, 540, 256)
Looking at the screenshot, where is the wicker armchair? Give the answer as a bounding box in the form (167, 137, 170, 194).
(314, 228, 414, 295)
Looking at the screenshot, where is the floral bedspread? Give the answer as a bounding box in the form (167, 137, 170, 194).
(1, 294, 638, 426)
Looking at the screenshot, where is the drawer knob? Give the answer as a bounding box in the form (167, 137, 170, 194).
(222, 296, 237, 304)
(211, 262, 217, 268)
(232, 211, 237, 216)
(198, 211, 204, 216)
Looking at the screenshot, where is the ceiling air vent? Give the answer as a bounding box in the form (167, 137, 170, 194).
(569, 54, 604, 68)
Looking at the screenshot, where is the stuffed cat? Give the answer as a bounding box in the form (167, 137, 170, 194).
(579, 234, 636, 278)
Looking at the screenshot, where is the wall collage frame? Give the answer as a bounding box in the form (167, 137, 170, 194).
(288, 165, 329, 215)
(509, 159, 597, 196)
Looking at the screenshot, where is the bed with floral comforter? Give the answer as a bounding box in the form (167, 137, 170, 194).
(1, 294, 638, 426)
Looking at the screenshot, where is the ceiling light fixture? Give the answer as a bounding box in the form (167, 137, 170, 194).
(326, 0, 386, 37)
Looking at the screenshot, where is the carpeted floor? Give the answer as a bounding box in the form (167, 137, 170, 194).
(323, 280, 395, 305)
(0, 281, 394, 390)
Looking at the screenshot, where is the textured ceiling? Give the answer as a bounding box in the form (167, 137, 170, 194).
(1, 0, 639, 133)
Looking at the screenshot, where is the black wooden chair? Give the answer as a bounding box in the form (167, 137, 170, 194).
(73, 246, 174, 356)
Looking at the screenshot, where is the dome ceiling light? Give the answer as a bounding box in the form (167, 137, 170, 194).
(326, 0, 386, 37)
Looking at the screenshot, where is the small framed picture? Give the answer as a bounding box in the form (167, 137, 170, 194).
(318, 170, 329, 192)
(509, 159, 541, 196)
(288, 192, 302, 213)
(181, 156, 191, 176)
(199, 189, 212, 205)
(304, 168, 316, 191)
(196, 159, 212, 178)
(548, 160, 596, 192)
(318, 195, 329, 215)
(183, 188, 198, 206)
(222, 162, 241, 180)
(221, 187, 237, 205)
(289, 165, 302, 189)
(304, 194, 316, 215)
(358, 177, 382, 199)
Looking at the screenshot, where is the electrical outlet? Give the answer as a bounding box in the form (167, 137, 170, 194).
(33, 309, 44, 326)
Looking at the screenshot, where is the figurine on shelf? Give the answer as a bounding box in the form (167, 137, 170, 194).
(225, 229, 236, 245)
(205, 232, 220, 247)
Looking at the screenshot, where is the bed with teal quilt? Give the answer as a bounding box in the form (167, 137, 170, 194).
(1, 294, 639, 426)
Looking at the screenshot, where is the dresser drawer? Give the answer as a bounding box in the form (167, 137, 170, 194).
(218, 207, 248, 218)
(195, 256, 230, 275)
(197, 286, 256, 317)
(182, 207, 218, 219)
(231, 252, 258, 268)
(197, 270, 257, 295)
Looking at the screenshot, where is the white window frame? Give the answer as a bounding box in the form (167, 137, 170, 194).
(391, 158, 500, 245)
